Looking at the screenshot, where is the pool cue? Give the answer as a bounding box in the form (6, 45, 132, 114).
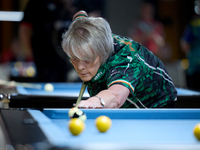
(16, 82, 42, 89)
(0, 81, 42, 89)
(75, 82, 87, 108)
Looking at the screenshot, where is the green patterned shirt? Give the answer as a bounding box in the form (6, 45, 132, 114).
(86, 34, 177, 108)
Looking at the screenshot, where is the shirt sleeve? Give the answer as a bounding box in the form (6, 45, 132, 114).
(106, 47, 150, 95)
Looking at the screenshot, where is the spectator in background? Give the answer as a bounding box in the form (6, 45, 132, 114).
(19, 0, 78, 82)
(128, 1, 167, 61)
(19, 0, 105, 82)
(0, 38, 20, 63)
(181, 8, 200, 91)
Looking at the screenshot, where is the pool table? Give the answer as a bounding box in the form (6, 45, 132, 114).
(0, 109, 200, 150)
(0, 82, 200, 108)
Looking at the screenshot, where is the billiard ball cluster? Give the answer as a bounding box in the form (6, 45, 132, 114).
(10, 61, 36, 78)
(68, 107, 112, 136)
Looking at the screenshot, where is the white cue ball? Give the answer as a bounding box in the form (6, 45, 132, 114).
(44, 83, 54, 92)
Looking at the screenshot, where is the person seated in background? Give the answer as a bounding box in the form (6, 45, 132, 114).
(181, 13, 200, 91)
(128, 1, 166, 60)
(19, 0, 77, 82)
(61, 11, 177, 109)
(19, 0, 105, 82)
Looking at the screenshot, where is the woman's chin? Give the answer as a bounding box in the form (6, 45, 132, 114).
(80, 76, 92, 82)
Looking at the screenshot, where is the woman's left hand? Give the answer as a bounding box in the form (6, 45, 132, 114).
(74, 97, 104, 109)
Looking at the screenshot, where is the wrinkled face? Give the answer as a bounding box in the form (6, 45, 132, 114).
(70, 55, 101, 81)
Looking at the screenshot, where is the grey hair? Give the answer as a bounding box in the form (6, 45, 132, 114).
(61, 17, 114, 64)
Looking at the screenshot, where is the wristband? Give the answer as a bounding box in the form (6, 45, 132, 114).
(74, 14, 88, 21)
(95, 95, 105, 107)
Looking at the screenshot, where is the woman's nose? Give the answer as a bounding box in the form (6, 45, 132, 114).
(77, 61, 85, 70)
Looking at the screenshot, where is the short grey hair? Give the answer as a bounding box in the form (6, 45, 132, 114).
(62, 17, 114, 64)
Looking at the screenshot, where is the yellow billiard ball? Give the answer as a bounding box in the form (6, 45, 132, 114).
(194, 123, 200, 140)
(44, 83, 54, 92)
(68, 118, 85, 136)
(95, 116, 112, 132)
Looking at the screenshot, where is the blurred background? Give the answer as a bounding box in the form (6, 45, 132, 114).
(0, 0, 198, 90)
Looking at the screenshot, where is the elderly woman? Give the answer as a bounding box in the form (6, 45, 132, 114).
(62, 11, 177, 109)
